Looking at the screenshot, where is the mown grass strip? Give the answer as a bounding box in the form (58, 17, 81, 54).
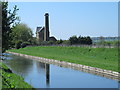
(8, 46, 118, 72)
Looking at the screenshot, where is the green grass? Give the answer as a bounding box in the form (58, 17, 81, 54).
(0, 62, 34, 89)
(8, 46, 118, 72)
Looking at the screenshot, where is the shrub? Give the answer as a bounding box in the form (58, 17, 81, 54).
(62, 40, 70, 45)
(21, 42, 26, 48)
(15, 41, 22, 49)
(48, 41, 55, 45)
(40, 41, 49, 45)
(56, 39, 63, 44)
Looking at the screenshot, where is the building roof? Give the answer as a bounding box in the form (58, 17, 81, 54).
(36, 27, 44, 33)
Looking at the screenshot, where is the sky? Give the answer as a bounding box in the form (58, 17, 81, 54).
(8, 2, 118, 40)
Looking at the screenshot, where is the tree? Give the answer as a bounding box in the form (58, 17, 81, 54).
(31, 37, 37, 45)
(11, 23, 33, 48)
(69, 35, 92, 45)
(86, 36, 92, 45)
(69, 35, 78, 45)
(2, 2, 19, 52)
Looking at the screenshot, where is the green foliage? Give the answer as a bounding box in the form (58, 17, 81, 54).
(1, 62, 33, 88)
(96, 40, 119, 47)
(15, 40, 22, 49)
(69, 35, 92, 45)
(30, 37, 37, 45)
(15, 41, 30, 49)
(56, 39, 63, 44)
(8, 46, 118, 72)
(40, 41, 49, 45)
(62, 40, 70, 45)
(48, 41, 55, 45)
(10, 23, 33, 49)
(69, 35, 78, 44)
(21, 42, 29, 48)
(38, 41, 56, 45)
(11, 23, 33, 48)
(2, 2, 19, 52)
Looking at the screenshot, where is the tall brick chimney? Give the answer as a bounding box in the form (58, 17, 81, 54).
(44, 13, 49, 41)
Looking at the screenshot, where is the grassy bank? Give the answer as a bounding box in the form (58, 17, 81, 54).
(0, 62, 33, 89)
(8, 46, 118, 72)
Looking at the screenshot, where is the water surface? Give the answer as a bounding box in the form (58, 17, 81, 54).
(3, 53, 118, 88)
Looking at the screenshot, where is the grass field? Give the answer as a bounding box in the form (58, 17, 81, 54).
(0, 62, 33, 88)
(8, 46, 118, 72)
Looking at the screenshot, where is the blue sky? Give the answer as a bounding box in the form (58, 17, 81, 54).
(8, 2, 118, 40)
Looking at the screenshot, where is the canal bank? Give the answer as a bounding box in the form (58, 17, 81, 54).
(3, 53, 118, 88)
(7, 46, 118, 72)
(0, 61, 33, 88)
(6, 51, 119, 81)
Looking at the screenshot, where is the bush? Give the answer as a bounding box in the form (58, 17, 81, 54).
(56, 39, 63, 44)
(21, 42, 26, 48)
(40, 41, 49, 45)
(15, 41, 22, 49)
(48, 41, 55, 45)
(62, 40, 70, 45)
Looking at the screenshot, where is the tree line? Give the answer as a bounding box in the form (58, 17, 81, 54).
(2, 1, 93, 52)
(69, 35, 92, 45)
(36, 35, 92, 46)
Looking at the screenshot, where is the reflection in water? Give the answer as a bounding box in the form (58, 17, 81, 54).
(3, 53, 118, 88)
(45, 64, 50, 87)
(36, 62, 46, 73)
(4, 54, 50, 87)
(5, 55, 33, 77)
(36, 62, 50, 87)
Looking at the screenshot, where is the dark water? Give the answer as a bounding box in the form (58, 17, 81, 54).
(3, 53, 118, 88)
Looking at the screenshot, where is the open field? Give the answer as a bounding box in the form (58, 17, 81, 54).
(8, 46, 118, 72)
(0, 62, 33, 88)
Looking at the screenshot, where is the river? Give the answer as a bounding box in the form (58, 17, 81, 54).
(3, 53, 119, 88)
